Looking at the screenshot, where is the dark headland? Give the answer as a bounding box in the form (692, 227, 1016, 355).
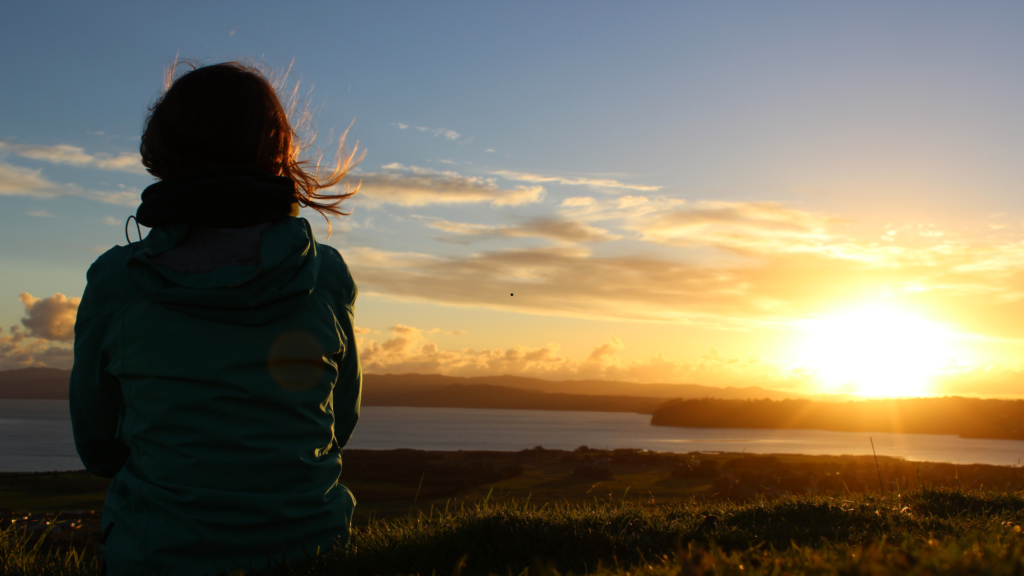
(5, 368, 1024, 440)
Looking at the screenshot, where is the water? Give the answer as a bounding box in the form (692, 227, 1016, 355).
(0, 400, 82, 472)
(3, 401, 1024, 472)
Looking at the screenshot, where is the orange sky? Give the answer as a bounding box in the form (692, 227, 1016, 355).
(4, 4, 1024, 399)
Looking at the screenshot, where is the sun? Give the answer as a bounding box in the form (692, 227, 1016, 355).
(798, 303, 954, 398)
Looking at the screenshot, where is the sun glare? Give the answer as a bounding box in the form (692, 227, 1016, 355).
(799, 303, 954, 398)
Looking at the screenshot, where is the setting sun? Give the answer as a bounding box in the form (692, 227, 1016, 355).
(799, 304, 956, 398)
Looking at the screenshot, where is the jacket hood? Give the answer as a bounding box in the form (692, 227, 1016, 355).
(126, 217, 322, 326)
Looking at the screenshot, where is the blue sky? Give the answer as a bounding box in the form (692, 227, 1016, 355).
(4, 2, 1024, 396)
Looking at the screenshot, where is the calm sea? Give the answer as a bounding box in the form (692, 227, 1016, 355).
(3, 400, 1024, 472)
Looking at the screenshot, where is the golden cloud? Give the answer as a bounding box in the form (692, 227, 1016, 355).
(0, 292, 79, 370)
(493, 170, 661, 192)
(342, 207, 1024, 346)
(0, 324, 74, 370)
(358, 325, 811, 390)
(19, 293, 80, 342)
(351, 164, 544, 207)
(425, 216, 619, 243)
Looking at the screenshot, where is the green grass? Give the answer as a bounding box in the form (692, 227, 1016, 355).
(6, 488, 1024, 575)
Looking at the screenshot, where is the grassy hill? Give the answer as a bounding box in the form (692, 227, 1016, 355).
(5, 486, 1024, 575)
(5, 448, 1024, 574)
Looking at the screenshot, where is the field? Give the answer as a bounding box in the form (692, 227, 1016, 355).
(4, 448, 1024, 574)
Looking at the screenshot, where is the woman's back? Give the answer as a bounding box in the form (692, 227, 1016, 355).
(72, 214, 360, 574)
(69, 62, 362, 575)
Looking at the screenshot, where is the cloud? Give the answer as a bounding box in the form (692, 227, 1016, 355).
(345, 243, 800, 326)
(493, 170, 661, 192)
(630, 201, 838, 254)
(402, 125, 460, 140)
(19, 293, 80, 342)
(357, 325, 811, 389)
(350, 164, 544, 207)
(0, 161, 141, 206)
(0, 162, 58, 196)
(0, 293, 79, 370)
(0, 141, 146, 174)
(426, 216, 620, 243)
(555, 196, 858, 257)
(427, 328, 468, 335)
(342, 215, 1024, 341)
(28, 209, 53, 217)
(0, 325, 74, 370)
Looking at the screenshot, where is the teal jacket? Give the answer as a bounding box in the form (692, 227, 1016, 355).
(69, 217, 360, 575)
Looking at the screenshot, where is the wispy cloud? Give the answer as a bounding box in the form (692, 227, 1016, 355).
(345, 243, 793, 326)
(351, 163, 544, 207)
(395, 123, 461, 140)
(630, 200, 838, 254)
(0, 161, 141, 206)
(494, 170, 661, 192)
(341, 212, 1024, 344)
(555, 196, 849, 256)
(425, 216, 620, 243)
(0, 141, 146, 174)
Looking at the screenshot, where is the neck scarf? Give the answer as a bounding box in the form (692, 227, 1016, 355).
(136, 166, 300, 229)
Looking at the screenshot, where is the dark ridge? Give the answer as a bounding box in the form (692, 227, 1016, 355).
(0, 369, 801, 402)
(0, 367, 72, 399)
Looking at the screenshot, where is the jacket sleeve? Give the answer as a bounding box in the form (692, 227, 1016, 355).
(69, 261, 130, 478)
(330, 259, 362, 448)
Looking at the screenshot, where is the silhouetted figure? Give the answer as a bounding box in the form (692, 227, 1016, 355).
(70, 61, 363, 576)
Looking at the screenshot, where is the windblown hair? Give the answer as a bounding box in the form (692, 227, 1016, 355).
(140, 60, 362, 234)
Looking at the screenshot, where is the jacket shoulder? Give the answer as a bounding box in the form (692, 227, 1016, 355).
(78, 245, 145, 324)
(317, 243, 357, 309)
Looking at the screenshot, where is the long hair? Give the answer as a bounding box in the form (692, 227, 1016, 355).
(140, 60, 362, 235)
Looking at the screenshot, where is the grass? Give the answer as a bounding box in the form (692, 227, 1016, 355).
(5, 487, 1024, 575)
(5, 448, 1024, 575)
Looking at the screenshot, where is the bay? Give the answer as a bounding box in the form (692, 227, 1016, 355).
(3, 400, 1023, 472)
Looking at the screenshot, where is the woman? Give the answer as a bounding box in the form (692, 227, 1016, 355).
(69, 62, 362, 575)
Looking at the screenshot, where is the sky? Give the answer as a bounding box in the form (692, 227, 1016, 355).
(3, 2, 1024, 398)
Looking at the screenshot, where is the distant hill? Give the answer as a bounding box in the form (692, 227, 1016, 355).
(0, 369, 802, 406)
(0, 367, 72, 400)
(363, 383, 668, 414)
(363, 373, 804, 400)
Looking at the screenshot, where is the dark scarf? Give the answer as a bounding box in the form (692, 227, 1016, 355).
(136, 166, 300, 229)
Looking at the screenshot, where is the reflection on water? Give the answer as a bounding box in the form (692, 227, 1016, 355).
(348, 406, 1024, 467)
(0, 400, 81, 472)
(4, 401, 1024, 472)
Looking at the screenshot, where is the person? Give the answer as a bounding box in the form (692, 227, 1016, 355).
(69, 61, 363, 575)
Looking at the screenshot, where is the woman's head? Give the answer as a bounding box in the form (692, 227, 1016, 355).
(140, 61, 360, 229)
